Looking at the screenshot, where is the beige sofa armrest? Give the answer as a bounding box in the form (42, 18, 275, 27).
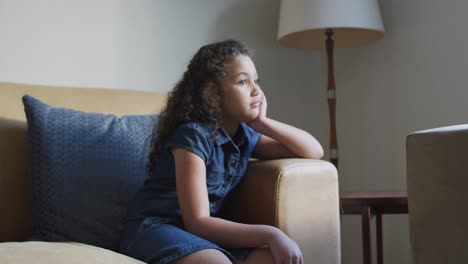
(407, 125, 468, 264)
(220, 159, 340, 264)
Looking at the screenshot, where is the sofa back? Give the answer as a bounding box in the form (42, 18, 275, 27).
(0, 82, 166, 242)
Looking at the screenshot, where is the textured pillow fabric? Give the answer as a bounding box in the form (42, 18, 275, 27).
(22, 95, 158, 251)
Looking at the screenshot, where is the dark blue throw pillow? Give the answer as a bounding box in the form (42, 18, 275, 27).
(22, 95, 158, 251)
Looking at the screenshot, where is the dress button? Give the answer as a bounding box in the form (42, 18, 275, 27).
(230, 160, 237, 167)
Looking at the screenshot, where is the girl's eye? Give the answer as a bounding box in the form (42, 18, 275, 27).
(239, 80, 247, 85)
(254, 79, 260, 84)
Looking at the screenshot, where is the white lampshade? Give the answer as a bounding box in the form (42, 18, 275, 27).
(277, 0, 385, 49)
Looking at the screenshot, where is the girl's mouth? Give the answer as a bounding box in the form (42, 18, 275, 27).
(251, 101, 261, 108)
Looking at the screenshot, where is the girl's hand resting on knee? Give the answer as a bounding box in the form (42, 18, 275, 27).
(267, 229, 303, 264)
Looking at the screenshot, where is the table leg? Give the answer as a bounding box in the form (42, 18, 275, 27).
(362, 206, 372, 264)
(376, 214, 383, 264)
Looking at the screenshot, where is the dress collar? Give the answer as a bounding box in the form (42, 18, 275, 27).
(214, 123, 247, 146)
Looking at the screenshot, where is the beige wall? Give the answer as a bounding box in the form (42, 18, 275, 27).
(0, 0, 326, 144)
(337, 0, 468, 263)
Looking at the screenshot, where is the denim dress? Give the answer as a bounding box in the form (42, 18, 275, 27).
(119, 121, 260, 264)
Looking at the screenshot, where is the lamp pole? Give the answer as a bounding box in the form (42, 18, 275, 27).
(326, 28, 338, 168)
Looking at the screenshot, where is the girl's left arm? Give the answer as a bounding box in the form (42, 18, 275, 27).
(251, 117, 324, 160)
(249, 94, 324, 160)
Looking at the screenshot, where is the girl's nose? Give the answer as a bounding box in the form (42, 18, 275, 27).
(251, 85, 260, 96)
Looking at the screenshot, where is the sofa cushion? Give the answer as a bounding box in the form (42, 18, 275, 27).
(0, 241, 144, 264)
(22, 95, 158, 251)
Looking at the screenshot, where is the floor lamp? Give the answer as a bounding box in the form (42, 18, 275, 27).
(277, 0, 385, 168)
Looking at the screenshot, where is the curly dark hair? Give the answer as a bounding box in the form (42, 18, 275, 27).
(147, 39, 253, 172)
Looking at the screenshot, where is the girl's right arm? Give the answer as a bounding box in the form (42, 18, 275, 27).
(171, 147, 303, 263)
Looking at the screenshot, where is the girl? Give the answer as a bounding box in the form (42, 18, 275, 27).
(119, 39, 324, 264)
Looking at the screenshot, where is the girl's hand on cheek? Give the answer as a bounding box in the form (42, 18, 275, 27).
(258, 94, 267, 120)
(247, 94, 267, 131)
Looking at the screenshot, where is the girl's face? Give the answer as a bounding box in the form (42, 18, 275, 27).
(220, 55, 262, 126)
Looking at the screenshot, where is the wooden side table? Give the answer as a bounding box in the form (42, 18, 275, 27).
(340, 192, 408, 264)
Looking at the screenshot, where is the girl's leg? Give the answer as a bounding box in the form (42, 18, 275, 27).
(170, 249, 232, 264)
(235, 248, 275, 264)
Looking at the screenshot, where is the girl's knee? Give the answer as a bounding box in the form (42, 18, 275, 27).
(236, 247, 274, 264)
(170, 248, 232, 264)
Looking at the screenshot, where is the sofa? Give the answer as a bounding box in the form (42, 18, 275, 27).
(407, 125, 468, 264)
(0, 81, 341, 264)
